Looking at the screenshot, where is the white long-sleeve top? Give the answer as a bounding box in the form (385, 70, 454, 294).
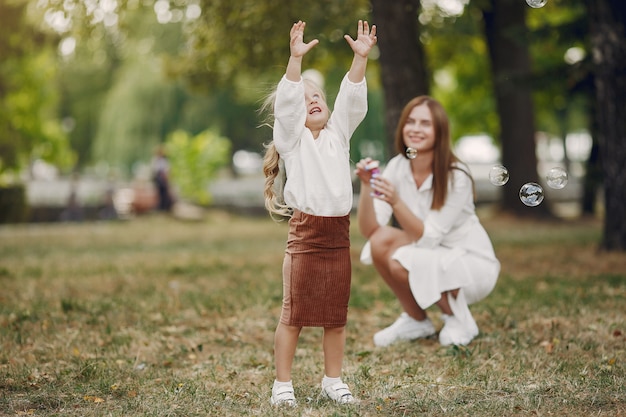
(363, 154, 498, 262)
(273, 73, 368, 216)
(361, 154, 500, 308)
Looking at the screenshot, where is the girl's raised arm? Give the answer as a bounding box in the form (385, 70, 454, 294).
(285, 21, 319, 82)
(344, 20, 377, 83)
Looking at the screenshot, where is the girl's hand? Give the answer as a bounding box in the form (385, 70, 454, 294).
(290, 21, 319, 58)
(344, 20, 377, 58)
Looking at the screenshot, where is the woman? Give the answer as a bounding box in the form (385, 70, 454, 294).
(355, 96, 500, 347)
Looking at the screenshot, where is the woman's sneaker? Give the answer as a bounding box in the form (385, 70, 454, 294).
(322, 381, 357, 404)
(439, 314, 479, 346)
(373, 313, 436, 347)
(270, 384, 296, 407)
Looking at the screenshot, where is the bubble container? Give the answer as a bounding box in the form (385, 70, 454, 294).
(365, 160, 382, 196)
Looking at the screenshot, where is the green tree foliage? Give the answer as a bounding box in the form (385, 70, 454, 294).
(172, 0, 385, 162)
(424, 0, 590, 143)
(525, 0, 590, 135)
(423, 4, 498, 141)
(57, 25, 120, 167)
(0, 0, 75, 180)
(74, 8, 194, 172)
(34, 0, 385, 173)
(165, 129, 230, 205)
(50, 1, 280, 175)
(92, 57, 181, 171)
(175, 0, 371, 90)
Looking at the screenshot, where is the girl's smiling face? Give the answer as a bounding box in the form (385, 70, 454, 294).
(304, 81, 329, 133)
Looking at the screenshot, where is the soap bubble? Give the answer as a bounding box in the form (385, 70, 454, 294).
(526, 0, 547, 8)
(489, 165, 510, 186)
(519, 182, 544, 206)
(406, 147, 418, 159)
(546, 167, 568, 189)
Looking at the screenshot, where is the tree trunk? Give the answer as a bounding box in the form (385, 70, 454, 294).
(581, 137, 602, 215)
(588, 0, 626, 251)
(481, 0, 548, 216)
(581, 98, 602, 216)
(370, 0, 429, 158)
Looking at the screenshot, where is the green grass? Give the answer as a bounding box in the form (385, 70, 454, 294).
(0, 211, 624, 416)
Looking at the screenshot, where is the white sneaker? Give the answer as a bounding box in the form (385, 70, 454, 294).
(322, 381, 357, 404)
(439, 314, 479, 346)
(270, 384, 296, 407)
(373, 313, 436, 347)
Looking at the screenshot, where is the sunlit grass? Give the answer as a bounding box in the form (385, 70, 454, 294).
(0, 212, 624, 416)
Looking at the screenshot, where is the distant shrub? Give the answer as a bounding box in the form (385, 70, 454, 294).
(166, 129, 231, 205)
(0, 185, 29, 223)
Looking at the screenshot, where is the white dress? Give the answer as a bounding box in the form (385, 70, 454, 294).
(360, 154, 500, 310)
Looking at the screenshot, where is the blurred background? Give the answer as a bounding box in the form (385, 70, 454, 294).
(1, 0, 624, 249)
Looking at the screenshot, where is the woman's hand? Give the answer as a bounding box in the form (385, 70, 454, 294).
(355, 158, 399, 205)
(371, 177, 400, 206)
(344, 20, 377, 58)
(290, 21, 319, 58)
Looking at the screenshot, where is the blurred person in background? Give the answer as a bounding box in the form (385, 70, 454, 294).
(151, 145, 174, 212)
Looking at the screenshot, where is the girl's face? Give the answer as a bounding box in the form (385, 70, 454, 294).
(402, 103, 436, 154)
(304, 83, 329, 132)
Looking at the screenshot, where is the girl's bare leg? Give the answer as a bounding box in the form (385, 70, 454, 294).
(322, 326, 345, 378)
(274, 322, 302, 381)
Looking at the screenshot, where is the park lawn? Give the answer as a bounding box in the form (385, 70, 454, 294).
(0, 211, 624, 416)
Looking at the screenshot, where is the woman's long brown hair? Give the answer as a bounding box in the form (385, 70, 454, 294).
(393, 96, 473, 210)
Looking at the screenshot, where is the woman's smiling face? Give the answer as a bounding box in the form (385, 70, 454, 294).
(402, 103, 436, 154)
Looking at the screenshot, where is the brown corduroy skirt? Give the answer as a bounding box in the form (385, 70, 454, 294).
(279, 210, 351, 328)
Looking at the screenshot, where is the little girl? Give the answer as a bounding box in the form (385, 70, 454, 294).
(262, 20, 377, 407)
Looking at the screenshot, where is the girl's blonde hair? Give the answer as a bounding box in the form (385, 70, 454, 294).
(259, 78, 326, 220)
(259, 87, 291, 219)
(262, 141, 291, 218)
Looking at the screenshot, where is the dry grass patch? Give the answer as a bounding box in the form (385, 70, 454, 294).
(1, 211, 624, 416)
